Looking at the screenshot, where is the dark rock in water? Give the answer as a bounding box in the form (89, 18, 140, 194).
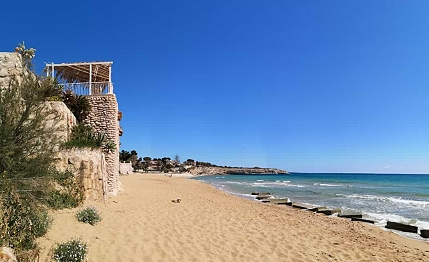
(256, 195, 271, 200)
(420, 229, 429, 238)
(385, 221, 418, 233)
(351, 217, 375, 224)
(338, 213, 363, 219)
(251, 192, 270, 196)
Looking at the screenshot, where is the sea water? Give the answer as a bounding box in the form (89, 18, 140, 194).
(192, 173, 429, 241)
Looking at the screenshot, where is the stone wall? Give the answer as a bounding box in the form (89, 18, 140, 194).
(0, 52, 22, 88)
(120, 162, 133, 175)
(84, 95, 121, 196)
(55, 148, 107, 202)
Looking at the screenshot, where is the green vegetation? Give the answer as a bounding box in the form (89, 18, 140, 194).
(120, 150, 220, 173)
(46, 169, 84, 209)
(76, 206, 102, 226)
(0, 43, 64, 259)
(0, 43, 91, 261)
(63, 124, 116, 153)
(62, 90, 92, 123)
(51, 239, 87, 262)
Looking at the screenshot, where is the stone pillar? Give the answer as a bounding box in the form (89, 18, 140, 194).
(84, 94, 121, 196)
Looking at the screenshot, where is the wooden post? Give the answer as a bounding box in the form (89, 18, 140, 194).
(89, 63, 92, 95)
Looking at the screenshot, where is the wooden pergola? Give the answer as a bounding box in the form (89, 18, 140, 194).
(45, 61, 113, 95)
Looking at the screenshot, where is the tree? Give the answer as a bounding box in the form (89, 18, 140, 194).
(119, 150, 131, 162)
(174, 154, 180, 164)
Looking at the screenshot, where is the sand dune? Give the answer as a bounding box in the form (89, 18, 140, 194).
(38, 174, 429, 261)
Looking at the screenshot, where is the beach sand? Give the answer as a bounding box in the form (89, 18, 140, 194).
(38, 174, 429, 261)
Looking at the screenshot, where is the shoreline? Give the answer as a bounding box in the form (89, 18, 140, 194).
(194, 172, 429, 242)
(202, 178, 429, 244)
(38, 173, 429, 261)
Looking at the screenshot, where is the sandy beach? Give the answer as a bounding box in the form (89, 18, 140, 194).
(38, 174, 429, 261)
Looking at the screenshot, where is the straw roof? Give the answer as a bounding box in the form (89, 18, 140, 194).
(45, 61, 113, 83)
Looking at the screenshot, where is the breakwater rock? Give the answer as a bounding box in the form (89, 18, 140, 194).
(188, 167, 288, 176)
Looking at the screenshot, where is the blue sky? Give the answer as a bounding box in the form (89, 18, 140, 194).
(1, 1, 429, 173)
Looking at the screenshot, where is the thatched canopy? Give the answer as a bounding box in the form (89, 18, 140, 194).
(45, 61, 113, 83)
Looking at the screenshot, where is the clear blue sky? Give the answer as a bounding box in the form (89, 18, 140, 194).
(1, 1, 429, 173)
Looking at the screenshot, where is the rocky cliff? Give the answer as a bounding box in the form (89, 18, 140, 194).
(0, 52, 22, 88)
(188, 167, 288, 176)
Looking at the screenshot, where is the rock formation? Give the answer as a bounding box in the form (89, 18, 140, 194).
(55, 148, 107, 201)
(0, 52, 22, 88)
(188, 166, 288, 176)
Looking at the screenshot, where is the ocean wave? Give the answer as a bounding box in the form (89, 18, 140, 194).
(252, 181, 306, 188)
(256, 180, 264, 182)
(314, 183, 344, 187)
(365, 212, 429, 229)
(344, 194, 429, 207)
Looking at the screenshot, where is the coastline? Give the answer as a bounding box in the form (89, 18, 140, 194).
(38, 173, 429, 261)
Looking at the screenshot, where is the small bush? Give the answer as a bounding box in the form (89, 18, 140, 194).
(0, 192, 52, 250)
(51, 238, 87, 262)
(64, 124, 116, 152)
(46, 169, 83, 210)
(76, 206, 102, 226)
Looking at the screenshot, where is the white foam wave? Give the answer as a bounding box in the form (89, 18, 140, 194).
(252, 181, 306, 188)
(345, 194, 429, 207)
(314, 183, 343, 187)
(256, 180, 264, 182)
(364, 212, 429, 229)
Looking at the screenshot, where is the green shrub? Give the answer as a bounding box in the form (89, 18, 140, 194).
(76, 206, 102, 226)
(47, 191, 80, 210)
(62, 90, 92, 123)
(0, 192, 52, 250)
(64, 124, 116, 152)
(51, 238, 87, 262)
(46, 169, 84, 210)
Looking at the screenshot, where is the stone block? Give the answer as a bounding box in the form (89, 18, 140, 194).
(338, 213, 363, 219)
(317, 209, 342, 215)
(307, 206, 327, 212)
(351, 217, 375, 224)
(385, 221, 418, 233)
(420, 229, 429, 238)
(291, 202, 315, 209)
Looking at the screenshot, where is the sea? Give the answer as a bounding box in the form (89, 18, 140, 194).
(192, 173, 429, 241)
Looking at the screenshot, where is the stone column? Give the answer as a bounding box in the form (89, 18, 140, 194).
(84, 94, 121, 196)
